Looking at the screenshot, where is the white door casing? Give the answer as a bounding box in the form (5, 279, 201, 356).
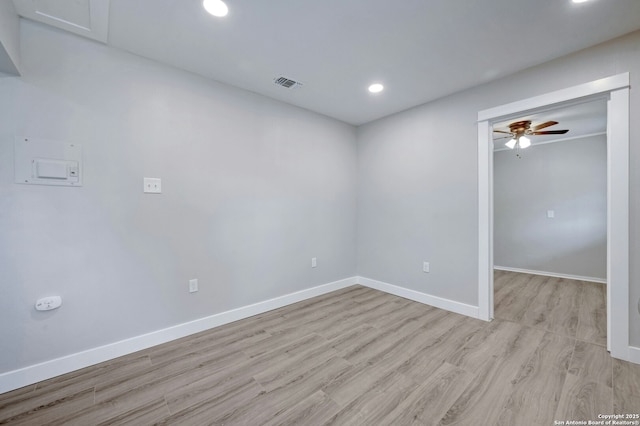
(477, 73, 630, 361)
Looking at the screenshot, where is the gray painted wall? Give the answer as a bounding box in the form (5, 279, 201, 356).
(356, 103, 478, 304)
(2, 20, 640, 377)
(357, 29, 640, 345)
(0, 21, 357, 372)
(493, 136, 607, 280)
(0, 0, 20, 75)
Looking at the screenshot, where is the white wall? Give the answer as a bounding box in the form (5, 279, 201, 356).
(493, 135, 607, 280)
(0, 21, 357, 373)
(0, 0, 20, 75)
(357, 29, 640, 345)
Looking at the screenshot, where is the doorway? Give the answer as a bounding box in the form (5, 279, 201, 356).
(477, 73, 630, 361)
(492, 100, 607, 345)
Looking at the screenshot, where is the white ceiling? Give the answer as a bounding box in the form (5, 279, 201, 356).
(12, 0, 109, 43)
(12, 0, 640, 125)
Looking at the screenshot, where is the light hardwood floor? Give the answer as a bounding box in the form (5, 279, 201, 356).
(1, 271, 639, 425)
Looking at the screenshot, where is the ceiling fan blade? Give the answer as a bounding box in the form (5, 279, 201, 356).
(532, 130, 569, 135)
(532, 121, 558, 131)
(493, 129, 512, 134)
(493, 135, 514, 140)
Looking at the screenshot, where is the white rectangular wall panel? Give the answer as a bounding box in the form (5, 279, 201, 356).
(14, 137, 82, 186)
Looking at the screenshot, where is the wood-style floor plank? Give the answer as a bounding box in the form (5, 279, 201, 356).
(494, 271, 546, 323)
(495, 271, 606, 347)
(555, 341, 612, 421)
(577, 281, 607, 346)
(323, 367, 419, 424)
(322, 355, 405, 408)
(94, 346, 248, 405)
(262, 390, 340, 426)
(613, 358, 640, 414)
(1, 273, 636, 426)
(374, 362, 475, 425)
(156, 379, 264, 425)
(212, 358, 352, 425)
(440, 322, 546, 425)
(497, 331, 574, 425)
(1, 387, 94, 426)
(55, 397, 169, 426)
(522, 276, 582, 337)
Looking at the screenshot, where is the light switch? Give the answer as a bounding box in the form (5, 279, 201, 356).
(143, 177, 162, 194)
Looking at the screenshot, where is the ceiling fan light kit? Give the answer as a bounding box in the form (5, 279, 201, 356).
(494, 120, 569, 157)
(518, 136, 531, 148)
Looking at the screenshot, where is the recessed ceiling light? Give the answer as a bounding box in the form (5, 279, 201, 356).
(368, 83, 384, 93)
(572, 0, 590, 3)
(203, 0, 229, 17)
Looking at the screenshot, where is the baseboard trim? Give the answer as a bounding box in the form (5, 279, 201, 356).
(493, 266, 607, 284)
(0, 276, 358, 394)
(7, 270, 625, 394)
(357, 276, 480, 319)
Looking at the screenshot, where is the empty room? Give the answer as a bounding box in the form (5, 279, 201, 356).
(1, 0, 639, 424)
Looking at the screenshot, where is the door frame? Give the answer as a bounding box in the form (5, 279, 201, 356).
(477, 73, 630, 360)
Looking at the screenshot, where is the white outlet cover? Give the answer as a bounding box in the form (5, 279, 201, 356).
(143, 177, 162, 194)
(189, 278, 198, 293)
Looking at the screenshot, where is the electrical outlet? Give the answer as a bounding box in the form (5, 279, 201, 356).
(143, 177, 162, 194)
(423, 262, 430, 273)
(189, 279, 198, 293)
(311, 257, 317, 268)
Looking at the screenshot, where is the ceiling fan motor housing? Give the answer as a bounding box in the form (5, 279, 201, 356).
(508, 120, 532, 137)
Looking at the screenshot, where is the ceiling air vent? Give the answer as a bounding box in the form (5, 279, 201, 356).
(274, 76, 302, 89)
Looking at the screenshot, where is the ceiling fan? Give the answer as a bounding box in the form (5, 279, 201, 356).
(493, 120, 569, 156)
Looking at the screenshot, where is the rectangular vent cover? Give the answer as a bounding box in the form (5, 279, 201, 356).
(274, 76, 301, 88)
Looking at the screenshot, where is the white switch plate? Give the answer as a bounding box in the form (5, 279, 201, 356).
(311, 257, 317, 268)
(547, 210, 555, 218)
(423, 262, 430, 273)
(144, 177, 162, 194)
(189, 279, 198, 293)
